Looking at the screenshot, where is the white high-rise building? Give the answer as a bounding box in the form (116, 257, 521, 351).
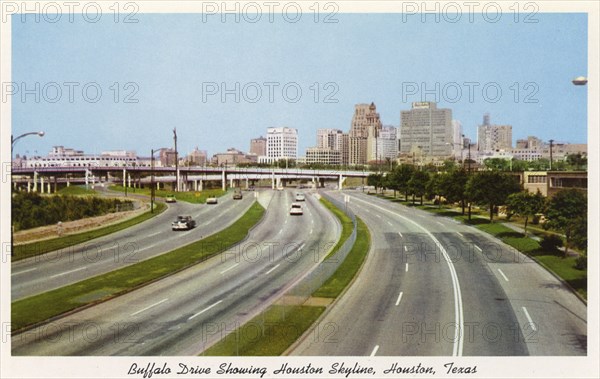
(266, 127, 298, 161)
(477, 113, 512, 152)
(400, 102, 453, 158)
(452, 120, 463, 159)
(369, 125, 398, 162)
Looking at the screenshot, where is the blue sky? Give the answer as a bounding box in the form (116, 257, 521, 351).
(11, 12, 588, 158)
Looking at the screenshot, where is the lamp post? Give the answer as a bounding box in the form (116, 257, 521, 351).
(150, 148, 168, 213)
(548, 139, 554, 171)
(11, 131, 45, 256)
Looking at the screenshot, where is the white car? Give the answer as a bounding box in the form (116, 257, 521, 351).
(172, 215, 196, 231)
(206, 196, 218, 204)
(289, 203, 303, 215)
(295, 193, 306, 201)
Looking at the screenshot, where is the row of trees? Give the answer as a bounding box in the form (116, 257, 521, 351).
(367, 165, 587, 257)
(12, 192, 133, 231)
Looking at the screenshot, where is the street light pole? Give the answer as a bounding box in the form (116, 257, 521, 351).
(10, 130, 45, 256)
(549, 139, 554, 171)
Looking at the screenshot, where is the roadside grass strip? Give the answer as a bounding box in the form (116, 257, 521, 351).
(202, 305, 325, 356)
(317, 198, 354, 260)
(13, 203, 166, 261)
(11, 202, 265, 332)
(312, 218, 370, 298)
(202, 199, 371, 356)
(110, 185, 225, 204)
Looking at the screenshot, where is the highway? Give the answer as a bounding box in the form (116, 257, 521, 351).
(12, 191, 255, 300)
(292, 190, 587, 356)
(12, 189, 341, 355)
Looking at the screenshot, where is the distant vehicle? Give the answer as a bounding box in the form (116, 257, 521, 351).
(206, 196, 218, 204)
(295, 193, 305, 201)
(172, 215, 196, 231)
(165, 194, 176, 203)
(233, 188, 243, 200)
(289, 203, 303, 215)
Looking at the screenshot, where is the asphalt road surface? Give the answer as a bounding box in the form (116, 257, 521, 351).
(291, 190, 586, 356)
(12, 192, 255, 300)
(12, 188, 341, 355)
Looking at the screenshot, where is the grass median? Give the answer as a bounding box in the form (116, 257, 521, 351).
(110, 185, 225, 204)
(13, 202, 166, 261)
(202, 199, 371, 356)
(12, 202, 265, 332)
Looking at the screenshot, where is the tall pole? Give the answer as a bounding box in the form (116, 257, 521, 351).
(151, 149, 156, 213)
(549, 139, 554, 171)
(173, 128, 179, 192)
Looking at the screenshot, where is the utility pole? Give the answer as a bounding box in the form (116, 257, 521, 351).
(173, 128, 179, 192)
(549, 139, 554, 171)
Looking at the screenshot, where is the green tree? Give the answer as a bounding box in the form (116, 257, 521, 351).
(566, 153, 587, 171)
(506, 190, 546, 236)
(483, 158, 511, 171)
(465, 171, 521, 222)
(367, 173, 383, 193)
(395, 164, 415, 201)
(408, 170, 430, 205)
(439, 168, 468, 214)
(426, 173, 445, 207)
(545, 189, 587, 257)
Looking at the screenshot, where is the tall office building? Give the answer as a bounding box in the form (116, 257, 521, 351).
(266, 127, 298, 161)
(399, 102, 452, 157)
(477, 113, 512, 152)
(349, 102, 382, 165)
(317, 129, 345, 150)
(368, 125, 398, 162)
(249, 136, 267, 156)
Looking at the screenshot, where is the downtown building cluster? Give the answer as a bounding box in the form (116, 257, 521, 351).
(14, 101, 586, 170)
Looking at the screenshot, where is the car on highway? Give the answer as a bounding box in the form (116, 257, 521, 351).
(295, 192, 305, 201)
(289, 203, 303, 215)
(206, 196, 218, 204)
(171, 215, 196, 231)
(233, 188, 243, 200)
(165, 194, 177, 203)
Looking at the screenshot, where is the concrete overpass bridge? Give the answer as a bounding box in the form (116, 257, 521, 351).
(10, 166, 373, 193)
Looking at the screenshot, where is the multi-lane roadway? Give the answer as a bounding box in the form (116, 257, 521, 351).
(12, 191, 255, 300)
(12, 189, 341, 355)
(291, 190, 587, 356)
(11, 188, 587, 356)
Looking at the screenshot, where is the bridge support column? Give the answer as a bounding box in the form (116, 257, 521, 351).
(338, 175, 345, 190)
(230, 177, 233, 188)
(245, 177, 249, 189)
(127, 174, 131, 189)
(199, 179, 203, 191)
(40, 176, 45, 194)
(222, 170, 226, 191)
(33, 171, 38, 192)
(47, 181, 51, 193)
(27, 179, 31, 193)
(122, 168, 126, 189)
(271, 171, 275, 189)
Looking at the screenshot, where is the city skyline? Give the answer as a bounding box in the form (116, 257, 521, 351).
(10, 12, 588, 160)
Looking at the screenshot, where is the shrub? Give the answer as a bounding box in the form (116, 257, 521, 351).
(540, 234, 563, 252)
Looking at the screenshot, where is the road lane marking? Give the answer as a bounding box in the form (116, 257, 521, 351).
(436, 221, 444, 226)
(395, 292, 403, 306)
(147, 231, 162, 238)
(404, 246, 408, 252)
(456, 232, 464, 237)
(405, 263, 409, 272)
(349, 194, 464, 356)
(310, 229, 313, 235)
(220, 263, 239, 274)
(497, 269, 509, 282)
(265, 264, 280, 275)
(474, 245, 482, 252)
(278, 228, 283, 235)
(387, 221, 393, 226)
(11, 267, 37, 276)
(398, 232, 403, 238)
(131, 298, 168, 316)
(189, 300, 223, 320)
(370, 345, 379, 356)
(376, 214, 382, 218)
(50, 266, 87, 278)
(522, 307, 536, 331)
